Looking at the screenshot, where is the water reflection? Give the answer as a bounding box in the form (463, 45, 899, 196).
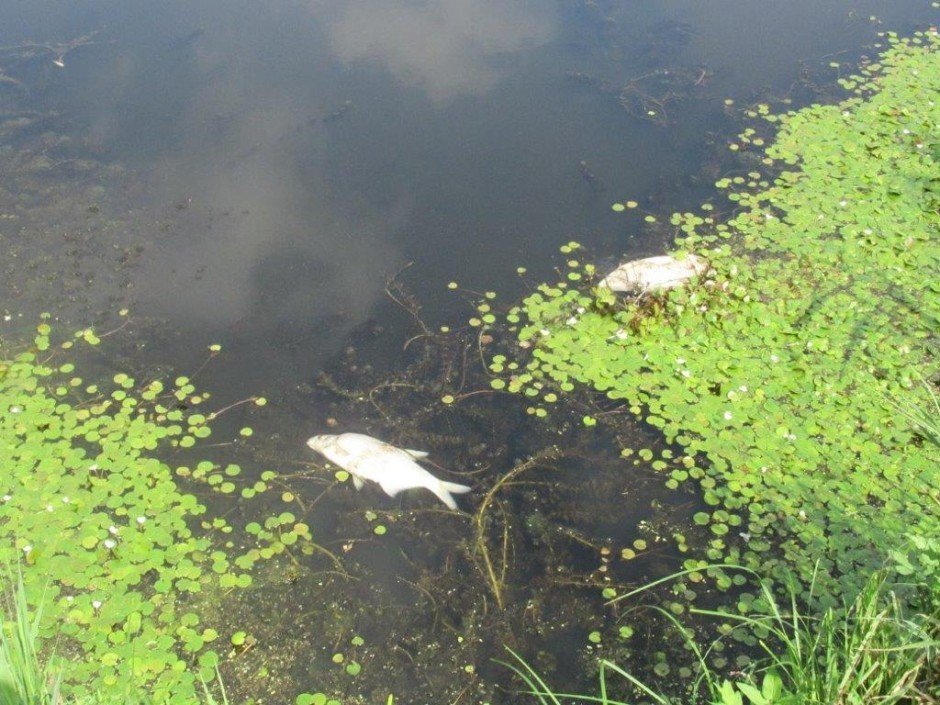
(1, 0, 935, 384)
(135, 157, 405, 362)
(26, 0, 568, 382)
(36, 1, 422, 376)
(321, 0, 557, 103)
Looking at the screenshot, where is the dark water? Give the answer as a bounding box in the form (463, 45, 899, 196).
(2, 0, 933, 389)
(1, 0, 936, 701)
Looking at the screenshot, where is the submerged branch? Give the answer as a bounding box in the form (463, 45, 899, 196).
(471, 446, 562, 610)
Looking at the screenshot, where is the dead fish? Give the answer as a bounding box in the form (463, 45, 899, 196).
(306, 432, 472, 510)
(598, 254, 707, 293)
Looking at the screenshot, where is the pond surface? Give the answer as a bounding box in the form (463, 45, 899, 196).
(2, 0, 933, 388)
(0, 0, 936, 701)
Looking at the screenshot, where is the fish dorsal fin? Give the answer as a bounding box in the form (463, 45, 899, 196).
(403, 448, 429, 459)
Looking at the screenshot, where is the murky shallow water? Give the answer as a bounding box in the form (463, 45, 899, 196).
(1, 0, 936, 701)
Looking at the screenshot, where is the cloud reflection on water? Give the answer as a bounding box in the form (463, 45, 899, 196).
(83, 4, 413, 378)
(320, 0, 556, 103)
(134, 139, 408, 380)
(123, 0, 558, 379)
(0, 0, 561, 380)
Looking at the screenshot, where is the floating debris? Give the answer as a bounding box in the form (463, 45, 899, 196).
(578, 160, 606, 191)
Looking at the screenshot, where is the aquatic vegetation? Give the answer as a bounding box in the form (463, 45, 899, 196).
(294, 320, 679, 701)
(479, 26, 940, 610)
(0, 318, 314, 701)
(502, 569, 938, 704)
(0, 567, 234, 704)
(471, 448, 561, 609)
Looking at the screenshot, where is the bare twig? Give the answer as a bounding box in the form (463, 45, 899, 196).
(385, 262, 431, 338)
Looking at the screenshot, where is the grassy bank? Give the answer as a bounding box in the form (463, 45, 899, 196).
(504, 568, 938, 704)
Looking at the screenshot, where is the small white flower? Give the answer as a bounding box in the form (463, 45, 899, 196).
(108, 526, 119, 535)
(770, 354, 780, 363)
(10, 406, 22, 414)
(565, 316, 578, 326)
(681, 369, 691, 378)
(576, 307, 585, 314)
(2, 315, 10, 322)
(738, 385, 748, 392)
(62, 496, 70, 503)
(676, 358, 686, 365)
(2, 495, 10, 502)
(92, 600, 102, 611)
(798, 510, 806, 519)
(839, 199, 847, 207)
(540, 329, 550, 337)
(903, 128, 911, 135)
(739, 531, 752, 542)
(45, 505, 54, 512)
(723, 411, 733, 420)
(104, 539, 116, 550)
(842, 110, 850, 117)
(760, 466, 768, 473)
(66, 595, 74, 603)
(22, 545, 32, 554)
(863, 228, 872, 235)
(89, 464, 98, 471)
(136, 516, 146, 526)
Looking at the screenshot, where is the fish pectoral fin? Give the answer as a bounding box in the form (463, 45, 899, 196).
(351, 475, 365, 491)
(403, 448, 429, 459)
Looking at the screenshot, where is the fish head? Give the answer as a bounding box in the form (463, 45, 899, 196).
(306, 435, 337, 453)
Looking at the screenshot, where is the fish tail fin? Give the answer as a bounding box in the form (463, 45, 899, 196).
(432, 481, 473, 510)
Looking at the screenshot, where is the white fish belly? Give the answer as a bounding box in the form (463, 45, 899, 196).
(365, 456, 439, 497)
